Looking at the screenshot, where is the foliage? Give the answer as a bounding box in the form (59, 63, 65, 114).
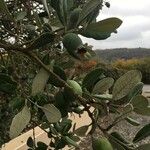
(96, 48, 150, 62)
(112, 57, 150, 84)
(0, 0, 150, 150)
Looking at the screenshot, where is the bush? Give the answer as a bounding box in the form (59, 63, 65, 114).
(112, 57, 150, 84)
(0, 0, 150, 150)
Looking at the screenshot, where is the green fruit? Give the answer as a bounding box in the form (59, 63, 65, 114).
(62, 33, 83, 58)
(92, 137, 113, 150)
(68, 8, 82, 29)
(67, 80, 82, 96)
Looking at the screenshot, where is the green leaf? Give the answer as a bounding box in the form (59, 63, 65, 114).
(127, 82, 144, 100)
(133, 123, 150, 143)
(33, 12, 42, 28)
(116, 82, 144, 105)
(125, 117, 140, 126)
(31, 66, 51, 96)
(62, 0, 68, 25)
(70, 135, 80, 142)
(135, 144, 150, 150)
(67, 0, 74, 10)
(86, 5, 99, 24)
(16, 11, 27, 21)
(55, 119, 72, 133)
(50, 0, 70, 26)
(49, 125, 59, 135)
(0, 0, 14, 20)
(110, 132, 130, 145)
(41, 104, 61, 123)
(109, 134, 133, 150)
(37, 141, 48, 150)
(0, 73, 17, 94)
(28, 32, 55, 50)
(108, 135, 126, 150)
(55, 91, 67, 108)
(81, 17, 122, 40)
(94, 94, 113, 101)
(48, 65, 67, 87)
(68, 8, 82, 29)
(55, 137, 66, 149)
(74, 125, 89, 137)
(57, 0, 67, 25)
(82, 68, 104, 92)
(64, 136, 79, 148)
(92, 77, 114, 94)
(131, 95, 150, 116)
(55, 91, 69, 117)
(77, 0, 102, 25)
(50, 0, 63, 24)
(10, 105, 31, 139)
(9, 97, 25, 110)
(112, 70, 142, 100)
(27, 137, 33, 148)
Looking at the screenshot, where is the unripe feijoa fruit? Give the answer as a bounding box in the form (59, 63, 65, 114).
(92, 137, 113, 150)
(67, 80, 82, 96)
(63, 33, 83, 53)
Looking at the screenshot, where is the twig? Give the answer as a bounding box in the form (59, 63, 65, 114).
(106, 108, 133, 131)
(32, 127, 36, 148)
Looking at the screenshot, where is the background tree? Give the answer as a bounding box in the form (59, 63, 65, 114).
(0, 0, 150, 149)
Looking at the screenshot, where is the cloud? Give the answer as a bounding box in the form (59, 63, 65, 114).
(82, 0, 150, 49)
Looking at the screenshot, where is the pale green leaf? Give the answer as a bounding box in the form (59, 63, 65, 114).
(125, 117, 140, 126)
(10, 105, 31, 139)
(112, 70, 142, 100)
(131, 95, 150, 116)
(31, 66, 51, 96)
(81, 17, 122, 40)
(92, 77, 114, 94)
(16, 11, 27, 21)
(41, 104, 61, 123)
(74, 125, 89, 137)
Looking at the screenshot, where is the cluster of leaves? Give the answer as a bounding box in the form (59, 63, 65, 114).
(0, 0, 150, 150)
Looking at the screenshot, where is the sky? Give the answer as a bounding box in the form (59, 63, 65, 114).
(81, 0, 150, 49)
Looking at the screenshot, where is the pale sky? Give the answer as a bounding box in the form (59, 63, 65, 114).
(81, 0, 150, 49)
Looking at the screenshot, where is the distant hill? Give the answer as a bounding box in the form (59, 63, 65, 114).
(95, 48, 150, 62)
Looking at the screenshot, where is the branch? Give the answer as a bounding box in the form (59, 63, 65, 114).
(0, 42, 27, 52)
